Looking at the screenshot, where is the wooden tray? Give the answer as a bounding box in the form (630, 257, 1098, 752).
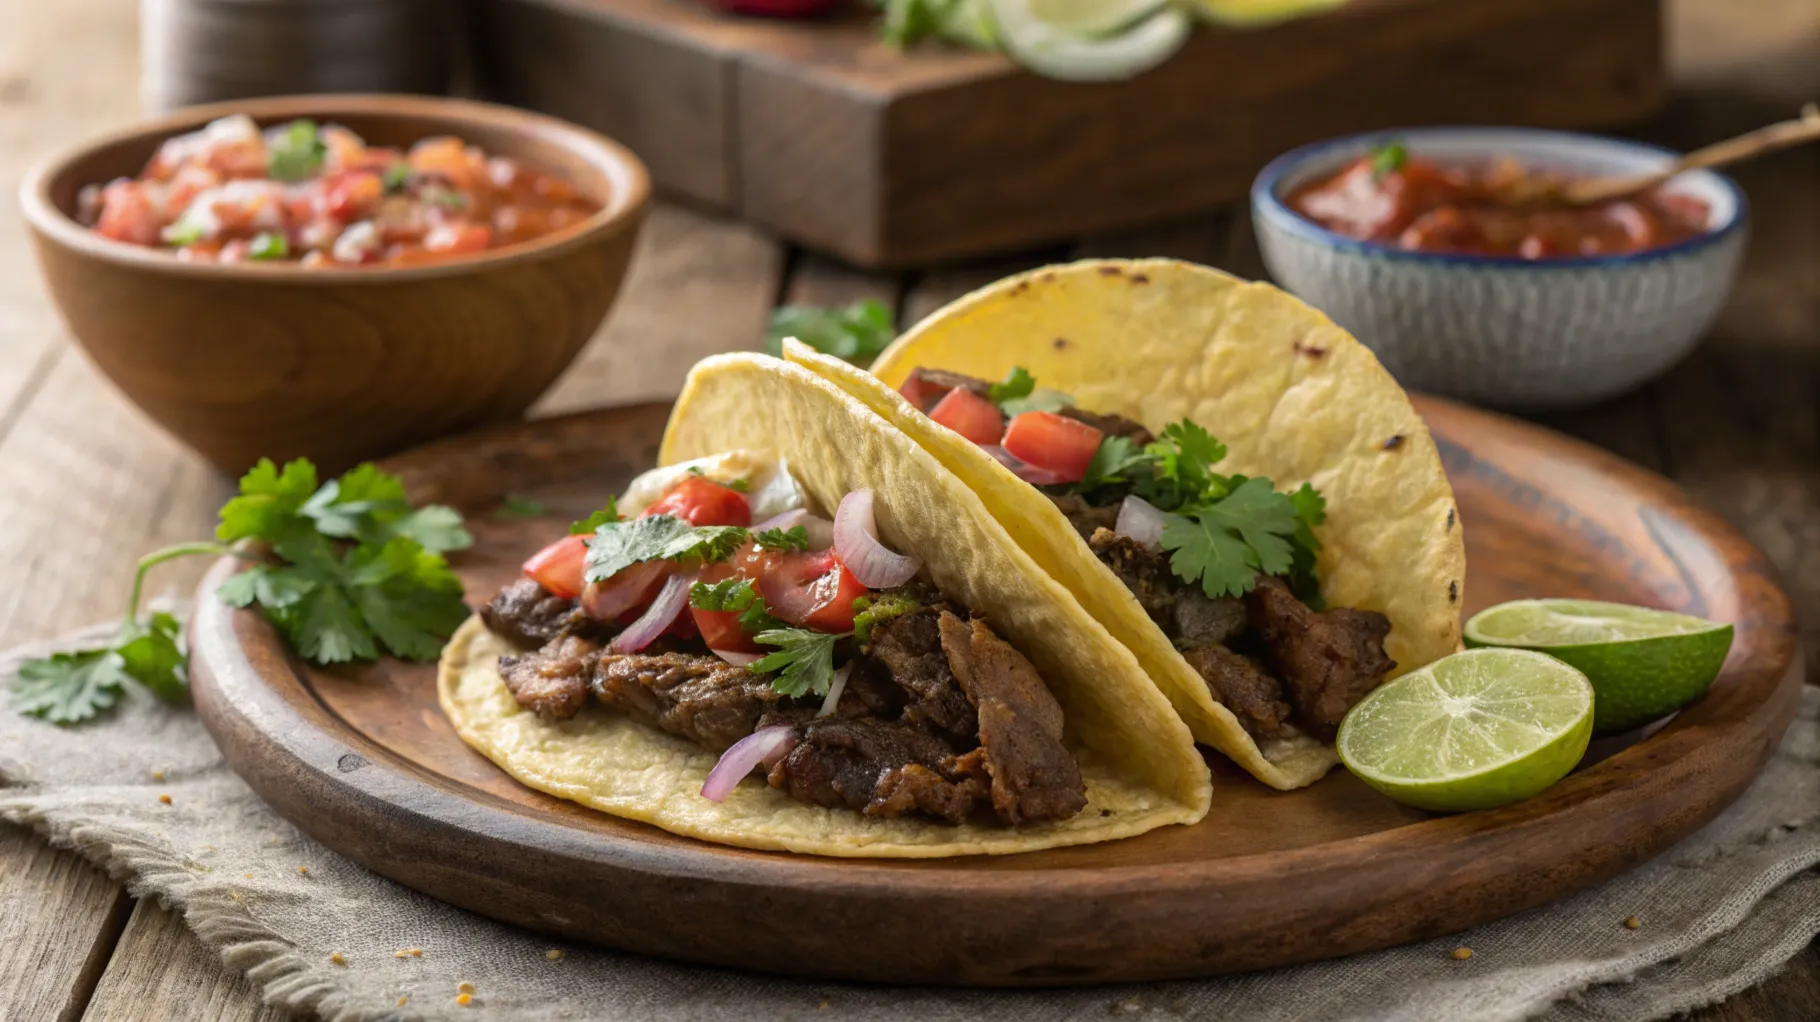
(469, 0, 1666, 267)
(188, 395, 1801, 986)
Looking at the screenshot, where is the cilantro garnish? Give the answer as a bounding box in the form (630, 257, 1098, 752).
(570, 499, 621, 535)
(1067, 419, 1325, 600)
(161, 218, 204, 247)
(425, 188, 467, 209)
(11, 460, 472, 725)
(852, 588, 924, 645)
(494, 495, 546, 520)
(765, 299, 895, 367)
(750, 628, 842, 697)
(689, 577, 783, 634)
(988, 367, 1036, 404)
(727, 478, 751, 493)
(584, 516, 746, 582)
(754, 525, 809, 552)
(268, 119, 327, 182)
(382, 162, 412, 193)
(248, 232, 289, 261)
(1369, 139, 1407, 182)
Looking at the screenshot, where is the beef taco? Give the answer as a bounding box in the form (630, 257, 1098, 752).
(781, 259, 1465, 790)
(438, 353, 1211, 857)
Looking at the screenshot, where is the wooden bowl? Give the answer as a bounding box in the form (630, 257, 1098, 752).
(19, 94, 650, 475)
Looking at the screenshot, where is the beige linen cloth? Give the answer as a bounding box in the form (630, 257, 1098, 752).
(3, 618, 1817, 1022)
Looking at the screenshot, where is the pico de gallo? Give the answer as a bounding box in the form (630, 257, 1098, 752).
(1286, 141, 1712, 259)
(478, 451, 1090, 824)
(76, 114, 601, 266)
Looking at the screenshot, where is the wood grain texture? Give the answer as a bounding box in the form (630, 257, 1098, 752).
(0, 826, 131, 1022)
(185, 396, 1800, 986)
(480, 0, 1667, 267)
(82, 900, 287, 1022)
(22, 93, 650, 476)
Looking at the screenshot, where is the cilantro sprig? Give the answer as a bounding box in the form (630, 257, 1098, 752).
(10, 459, 473, 725)
(765, 299, 896, 367)
(268, 119, 328, 182)
(1069, 419, 1325, 601)
(750, 628, 843, 698)
(987, 365, 1074, 416)
(583, 516, 747, 582)
(570, 498, 621, 535)
(754, 525, 809, 552)
(1369, 139, 1408, 182)
(688, 577, 782, 635)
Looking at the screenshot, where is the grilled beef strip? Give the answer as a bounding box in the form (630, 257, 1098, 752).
(481, 578, 1086, 826)
(1245, 576, 1395, 741)
(1087, 529, 1247, 647)
(1056, 407, 1154, 446)
(902, 367, 992, 411)
(1179, 645, 1291, 740)
(1048, 493, 1122, 542)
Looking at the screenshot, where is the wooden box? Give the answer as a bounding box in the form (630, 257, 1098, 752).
(471, 0, 1665, 267)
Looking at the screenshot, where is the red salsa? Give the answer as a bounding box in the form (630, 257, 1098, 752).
(76, 115, 602, 266)
(1286, 145, 1712, 259)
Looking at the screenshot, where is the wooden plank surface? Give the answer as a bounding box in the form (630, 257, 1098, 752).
(0, 0, 1815, 1016)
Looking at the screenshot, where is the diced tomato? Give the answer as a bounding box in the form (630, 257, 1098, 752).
(94, 181, 164, 246)
(323, 170, 383, 222)
(163, 165, 221, 219)
(642, 475, 751, 527)
(897, 375, 944, 412)
(1001, 411, 1103, 484)
(758, 550, 869, 634)
(928, 386, 1005, 446)
(581, 560, 672, 620)
(688, 563, 756, 652)
(408, 136, 483, 192)
(522, 534, 589, 599)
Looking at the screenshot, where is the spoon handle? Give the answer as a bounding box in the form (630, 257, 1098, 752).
(1565, 102, 1820, 205)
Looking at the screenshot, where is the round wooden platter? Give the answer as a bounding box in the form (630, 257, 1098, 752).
(188, 395, 1803, 987)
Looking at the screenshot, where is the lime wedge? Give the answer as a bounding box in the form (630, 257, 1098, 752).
(1464, 598, 1733, 734)
(1336, 648, 1594, 812)
(1185, 0, 1348, 27)
(987, 0, 1191, 81)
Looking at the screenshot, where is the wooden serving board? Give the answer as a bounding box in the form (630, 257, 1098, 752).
(469, 0, 1666, 267)
(188, 395, 1801, 986)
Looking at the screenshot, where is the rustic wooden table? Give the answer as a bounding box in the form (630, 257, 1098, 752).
(0, 0, 1814, 1018)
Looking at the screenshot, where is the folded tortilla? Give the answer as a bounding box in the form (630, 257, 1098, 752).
(439, 352, 1211, 856)
(785, 259, 1465, 790)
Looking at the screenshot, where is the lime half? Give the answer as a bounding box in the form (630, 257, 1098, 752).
(1337, 648, 1593, 812)
(1464, 598, 1733, 734)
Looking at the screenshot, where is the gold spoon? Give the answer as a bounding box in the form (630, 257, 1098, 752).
(1558, 102, 1820, 206)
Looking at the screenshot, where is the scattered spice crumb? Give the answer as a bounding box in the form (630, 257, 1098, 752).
(243, 873, 254, 879)
(296, 866, 310, 876)
(395, 949, 412, 959)
(157, 794, 172, 805)
(817, 999, 830, 1010)
(397, 996, 408, 1007)
(545, 949, 564, 961)
(151, 769, 166, 781)
(330, 952, 347, 966)
(411, 948, 423, 958)
(457, 993, 472, 1007)
(1625, 916, 1642, 930)
(458, 981, 476, 994)
(1451, 947, 1474, 960)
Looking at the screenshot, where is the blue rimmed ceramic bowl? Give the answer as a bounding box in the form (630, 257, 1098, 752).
(1251, 127, 1748, 410)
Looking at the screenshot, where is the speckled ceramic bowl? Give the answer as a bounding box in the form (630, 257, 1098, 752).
(1251, 127, 1748, 410)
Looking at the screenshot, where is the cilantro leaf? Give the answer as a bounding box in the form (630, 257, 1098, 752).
(382, 162, 412, 193)
(1369, 139, 1407, 182)
(765, 299, 895, 367)
(739, 598, 784, 635)
(751, 628, 842, 697)
(998, 388, 1075, 417)
(1287, 482, 1326, 605)
(299, 463, 471, 553)
(115, 612, 188, 704)
(1161, 478, 1302, 598)
(346, 538, 470, 661)
(494, 495, 546, 520)
(217, 458, 319, 543)
(248, 231, 289, 261)
(754, 525, 809, 552)
(570, 499, 620, 535)
(286, 581, 375, 663)
(11, 650, 130, 724)
(584, 516, 747, 582)
(385, 505, 472, 553)
(1078, 435, 1151, 490)
(987, 366, 1036, 404)
(268, 119, 327, 182)
(727, 478, 751, 493)
(690, 577, 785, 634)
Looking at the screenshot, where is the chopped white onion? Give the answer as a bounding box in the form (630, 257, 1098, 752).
(817, 663, 853, 718)
(711, 648, 761, 667)
(701, 725, 798, 802)
(1114, 495, 1168, 550)
(832, 490, 921, 588)
(981, 444, 1071, 486)
(609, 571, 694, 653)
(751, 508, 835, 550)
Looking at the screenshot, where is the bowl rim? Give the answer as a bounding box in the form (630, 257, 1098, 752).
(1249, 125, 1750, 270)
(18, 93, 652, 283)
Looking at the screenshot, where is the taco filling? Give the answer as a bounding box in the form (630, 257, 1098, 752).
(896, 366, 1395, 744)
(476, 453, 1088, 827)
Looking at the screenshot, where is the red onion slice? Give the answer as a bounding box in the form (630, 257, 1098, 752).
(981, 444, 1072, 486)
(581, 560, 672, 621)
(832, 490, 921, 588)
(710, 648, 761, 667)
(1114, 495, 1168, 550)
(609, 571, 694, 653)
(701, 725, 798, 802)
(817, 663, 853, 718)
(751, 508, 835, 550)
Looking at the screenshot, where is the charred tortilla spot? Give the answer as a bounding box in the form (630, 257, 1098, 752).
(1129, 273, 1150, 284)
(1446, 507, 1456, 529)
(1011, 280, 1030, 295)
(1448, 580, 1459, 602)
(1383, 434, 1405, 451)
(1053, 337, 1069, 350)
(1097, 266, 1122, 276)
(1294, 341, 1328, 359)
